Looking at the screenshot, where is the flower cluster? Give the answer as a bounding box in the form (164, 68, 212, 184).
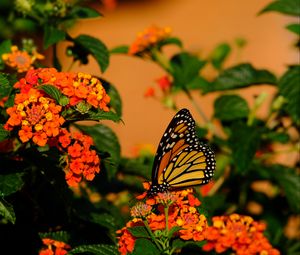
(116, 189, 208, 254)
(1, 45, 44, 73)
(4, 68, 111, 146)
(144, 75, 172, 98)
(203, 214, 280, 255)
(129, 25, 171, 55)
(4, 88, 64, 146)
(39, 238, 71, 255)
(57, 129, 101, 187)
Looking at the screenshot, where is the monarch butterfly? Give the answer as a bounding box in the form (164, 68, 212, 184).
(147, 108, 216, 196)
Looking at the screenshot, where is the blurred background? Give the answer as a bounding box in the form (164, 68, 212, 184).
(59, 0, 297, 157)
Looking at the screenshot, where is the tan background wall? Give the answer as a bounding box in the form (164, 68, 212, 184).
(59, 0, 297, 157)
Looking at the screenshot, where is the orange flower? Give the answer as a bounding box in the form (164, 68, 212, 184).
(2, 45, 44, 73)
(144, 87, 155, 98)
(202, 214, 280, 255)
(129, 25, 171, 55)
(39, 238, 70, 255)
(117, 189, 208, 254)
(5, 88, 64, 146)
(116, 228, 136, 255)
(57, 129, 101, 187)
(156, 76, 171, 92)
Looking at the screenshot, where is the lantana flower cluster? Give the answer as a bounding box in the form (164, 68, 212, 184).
(4, 68, 109, 186)
(117, 187, 280, 255)
(2, 45, 44, 73)
(129, 25, 171, 55)
(39, 238, 71, 255)
(116, 188, 208, 254)
(56, 129, 100, 187)
(4, 68, 110, 147)
(203, 214, 280, 255)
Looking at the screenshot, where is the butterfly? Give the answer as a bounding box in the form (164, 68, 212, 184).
(147, 108, 216, 196)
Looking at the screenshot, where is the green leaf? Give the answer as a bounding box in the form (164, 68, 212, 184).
(0, 198, 15, 224)
(210, 43, 231, 70)
(39, 231, 70, 243)
(43, 26, 66, 49)
(0, 173, 24, 196)
(0, 40, 12, 68)
(204, 63, 277, 93)
(0, 124, 10, 142)
(286, 23, 300, 35)
(157, 37, 183, 49)
(278, 65, 300, 124)
(168, 226, 182, 238)
(263, 131, 290, 143)
(170, 52, 206, 90)
(38, 84, 61, 102)
(69, 244, 119, 255)
(110, 45, 129, 54)
(0, 73, 11, 98)
(101, 79, 122, 116)
(70, 6, 102, 19)
(128, 226, 150, 238)
(273, 165, 300, 213)
(172, 239, 206, 249)
(89, 212, 117, 230)
(184, 76, 211, 91)
(229, 122, 261, 173)
(74, 34, 109, 72)
(87, 110, 121, 122)
(259, 0, 300, 16)
(214, 94, 250, 121)
(119, 157, 152, 179)
(131, 238, 160, 255)
(76, 124, 120, 177)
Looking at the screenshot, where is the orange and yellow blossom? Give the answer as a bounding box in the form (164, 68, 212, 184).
(14, 68, 110, 111)
(57, 129, 101, 187)
(203, 214, 280, 255)
(129, 25, 171, 55)
(116, 189, 208, 254)
(4, 88, 64, 146)
(39, 238, 70, 255)
(2, 45, 44, 73)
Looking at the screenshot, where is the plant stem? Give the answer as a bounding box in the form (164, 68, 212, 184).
(151, 48, 173, 73)
(184, 89, 209, 123)
(143, 220, 163, 251)
(164, 206, 169, 232)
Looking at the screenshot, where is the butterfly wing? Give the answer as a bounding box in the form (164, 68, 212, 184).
(150, 108, 215, 193)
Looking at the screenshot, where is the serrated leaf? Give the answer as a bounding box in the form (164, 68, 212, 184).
(0, 73, 11, 98)
(38, 84, 61, 103)
(278, 65, 300, 124)
(74, 35, 109, 72)
(210, 43, 231, 70)
(259, 0, 300, 16)
(214, 94, 250, 121)
(170, 52, 206, 90)
(157, 37, 183, 49)
(88, 110, 121, 122)
(69, 244, 119, 255)
(205, 63, 277, 93)
(128, 226, 150, 238)
(130, 238, 160, 255)
(229, 122, 261, 173)
(0, 124, 10, 142)
(70, 6, 102, 19)
(286, 23, 300, 35)
(0, 198, 15, 224)
(110, 45, 129, 54)
(43, 26, 66, 49)
(39, 231, 70, 243)
(76, 124, 120, 177)
(0, 173, 24, 196)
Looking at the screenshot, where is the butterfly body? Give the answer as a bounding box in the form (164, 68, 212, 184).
(148, 108, 216, 196)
